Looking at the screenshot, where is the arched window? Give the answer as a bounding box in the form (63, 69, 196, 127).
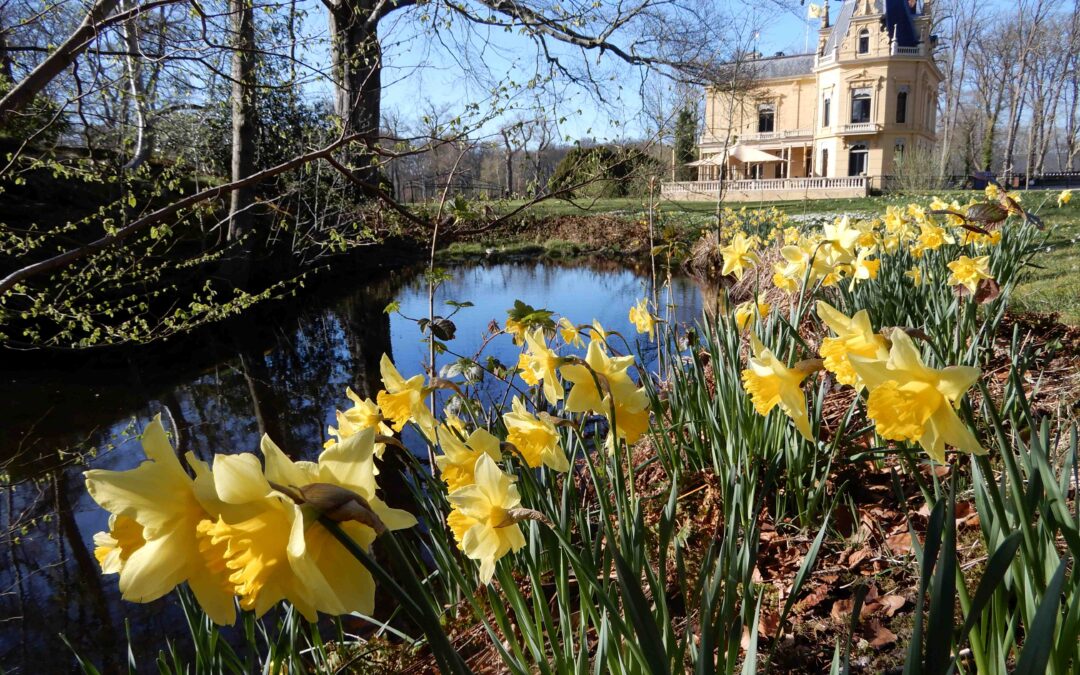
(821, 148, 830, 176)
(848, 143, 868, 176)
(896, 87, 909, 124)
(857, 28, 870, 54)
(822, 97, 831, 127)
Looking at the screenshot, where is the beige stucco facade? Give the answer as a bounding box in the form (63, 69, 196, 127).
(695, 0, 941, 183)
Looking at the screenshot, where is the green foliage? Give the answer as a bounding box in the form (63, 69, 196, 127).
(547, 145, 662, 198)
(674, 107, 698, 181)
(0, 77, 68, 145)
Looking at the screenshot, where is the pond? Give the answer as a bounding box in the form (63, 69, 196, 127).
(0, 259, 704, 672)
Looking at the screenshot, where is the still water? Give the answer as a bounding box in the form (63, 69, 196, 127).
(0, 260, 703, 672)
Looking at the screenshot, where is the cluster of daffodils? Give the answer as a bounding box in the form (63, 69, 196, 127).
(86, 417, 415, 625)
(770, 216, 881, 292)
(706, 191, 1030, 302)
(741, 301, 984, 463)
(436, 318, 653, 582)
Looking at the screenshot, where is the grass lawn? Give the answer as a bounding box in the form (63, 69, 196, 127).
(480, 190, 1080, 323)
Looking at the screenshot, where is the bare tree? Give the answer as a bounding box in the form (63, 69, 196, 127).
(227, 0, 258, 241)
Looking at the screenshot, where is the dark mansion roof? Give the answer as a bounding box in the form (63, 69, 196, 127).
(823, 0, 921, 54)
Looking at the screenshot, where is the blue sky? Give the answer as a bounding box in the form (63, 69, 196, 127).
(377, 1, 822, 142)
(292, 1, 880, 144)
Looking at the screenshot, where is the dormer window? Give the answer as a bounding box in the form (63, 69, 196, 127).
(757, 103, 775, 133)
(857, 28, 870, 54)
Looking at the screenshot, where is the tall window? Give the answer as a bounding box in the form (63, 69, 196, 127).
(757, 103, 775, 133)
(851, 89, 871, 123)
(896, 88, 908, 124)
(821, 148, 829, 176)
(857, 29, 870, 54)
(848, 143, 868, 176)
(822, 97, 831, 127)
(894, 139, 906, 166)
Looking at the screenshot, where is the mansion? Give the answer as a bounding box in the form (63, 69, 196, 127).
(663, 0, 942, 201)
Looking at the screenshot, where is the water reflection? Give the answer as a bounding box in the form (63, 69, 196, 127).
(0, 260, 702, 672)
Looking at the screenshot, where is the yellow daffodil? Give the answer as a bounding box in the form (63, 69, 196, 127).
(741, 335, 817, 441)
(984, 183, 1000, 201)
(341, 388, 392, 436)
(559, 317, 584, 348)
(325, 389, 393, 458)
(447, 454, 527, 584)
(375, 354, 436, 440)
(94, 514, 146, 575)
(435, 425, 503, 491)
(734, 295, 771, 331)
(1057, 190, 1072, 207)
(905, 266, 923, 286)
(719, 232, 761, 280)
(908, 203, 929, 223)
(849, 330, 983, 462)
(915, 221, 954, 252)
(201, 427, 416, 620)
(848, 248, 880, 290)
(516, 353, 540, 386)
(503, 397, 569, 472)
(628, 298, 657, 340)
(84, 416, 236, 625)
(946, 255, 993, 294)
(816, 302, 890, 389)
(772, 269, 800, 293)
(590, 319, 608, 344)
(505, 318, 527, 345)
(521, 327, 564, 405)
(822, 216, 860, 261)
(560, 338, 651, 446)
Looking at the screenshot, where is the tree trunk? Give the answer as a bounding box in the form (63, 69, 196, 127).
(121, 0, 154, 169)
(329, 0, 382, 193)
(0, 0, 122, 120)
(0, 18, 15, 84)
(501, 129, 514, 197)
(980, 115, 997, 172)
(227, 0, 258, 241)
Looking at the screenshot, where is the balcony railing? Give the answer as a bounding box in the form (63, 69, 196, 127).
(816, 49, 838, 67)
(660, 176, 868, 198)
(840, 122, 880, 134)
(741, 129, 813, 142)
(892, 44, 922, 56)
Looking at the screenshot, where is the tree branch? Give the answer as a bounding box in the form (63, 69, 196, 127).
(0, 133, 361, 296)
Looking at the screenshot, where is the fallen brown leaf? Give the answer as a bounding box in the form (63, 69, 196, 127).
(866, 619, 898, 649)
(879, 595, 906, 617)
(886, 532, 913, 555)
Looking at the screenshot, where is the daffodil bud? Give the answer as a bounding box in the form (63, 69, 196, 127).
(271, 480, 389, 535)
(373, 434, 405, 450)
(299, 483, 388, 534)
(495, 507, 552, 529)
(424, 377, 463, 396)
(793, 358, 825, 375)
